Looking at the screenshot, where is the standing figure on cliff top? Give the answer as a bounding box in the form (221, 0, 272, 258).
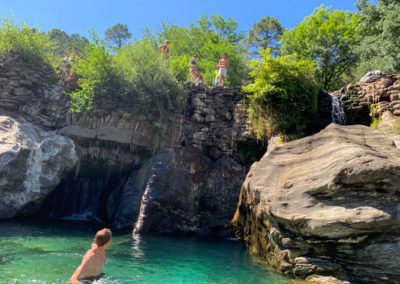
(217, 53, 229, 86)
(195, 70, 205, 86)
(189, 55, 198, 81)
(158, 40, 169, 56)
(70, 228, 112, 283)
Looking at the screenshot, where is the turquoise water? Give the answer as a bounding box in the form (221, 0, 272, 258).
(0, 221, 288, 284)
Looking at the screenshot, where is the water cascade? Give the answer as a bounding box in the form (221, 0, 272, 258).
(331, 95, 347, 125)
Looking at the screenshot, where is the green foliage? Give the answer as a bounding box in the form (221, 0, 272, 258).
(277, 134, 301, 145)
(115, 39, 184, 116)
(47, 29, 89, 57)
(237, 139, 266, 165)
(370, 116, 382, 129)
(280, 6, 362, 91)
(354, 0, 400, 78)
(0, 16, 56, 67)
(156, 14, 249, 86)
(105, 23, 132, 48)
(247, 16, 283, 55)
(243, 48, 319, 139)
(68, 31, 127, 113)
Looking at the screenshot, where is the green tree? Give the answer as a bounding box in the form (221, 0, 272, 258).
(243, 48, 318, 139)
(105, 23, 132, 48)
(68, 31, 127, 113)
(354, 0, 400, 78)
(280, 6, 362, 91)
(47, 29, 89, 57)
(247, 16, 283, 55)
(156, 14, 249, 86)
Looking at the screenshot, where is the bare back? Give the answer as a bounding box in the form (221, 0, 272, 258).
(71, 246, 106, 281)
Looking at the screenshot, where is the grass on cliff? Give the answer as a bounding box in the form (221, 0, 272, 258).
(0, 17, 58, 68)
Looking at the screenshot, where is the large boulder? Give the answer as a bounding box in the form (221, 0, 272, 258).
(113, 146, 246, 235)
(233, 124, 400, 283)
(0, 116, 77, 218)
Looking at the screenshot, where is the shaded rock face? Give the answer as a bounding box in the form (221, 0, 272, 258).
(233, 124, 400, 283)
(0, 59, 68, 128)
(332, 73, 400, 126)
(0, 116, 77, 218)
(113, 146, 246, 235)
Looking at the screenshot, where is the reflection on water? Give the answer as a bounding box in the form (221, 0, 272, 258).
(0, 220, 289, 284)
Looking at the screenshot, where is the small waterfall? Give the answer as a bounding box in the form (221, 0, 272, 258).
(331, 95, 346, 125)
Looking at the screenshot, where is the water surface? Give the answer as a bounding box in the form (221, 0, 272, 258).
(0, 221, 288, 284)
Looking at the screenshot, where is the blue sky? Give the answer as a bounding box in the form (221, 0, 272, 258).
(0, 0, 375, 39)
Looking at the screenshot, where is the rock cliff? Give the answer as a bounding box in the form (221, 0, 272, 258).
(0, 115, 77, 218)
(0, 59, 253, 235)
(233, 124, 400, 283)
(332, 71, 400, 128)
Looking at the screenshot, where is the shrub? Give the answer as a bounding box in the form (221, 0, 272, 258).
(68, 31, 127, 113)
(243, 48, 319, 140)
(0, 16, 57, 67)
(370, 116, 382, 129)
(115, 39, 185, 117)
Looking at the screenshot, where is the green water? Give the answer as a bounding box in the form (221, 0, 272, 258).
(0, 221, 288, 284)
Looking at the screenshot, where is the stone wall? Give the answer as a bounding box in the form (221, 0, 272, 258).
(0, 59, 67, 128)
(181, 86, 251, 158)
(332, 72, 400, 127)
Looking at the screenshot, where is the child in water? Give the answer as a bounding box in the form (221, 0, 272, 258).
(70, 228, 112, 283)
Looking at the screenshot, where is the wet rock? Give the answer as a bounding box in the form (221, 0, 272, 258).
(122, 146, 246, 235)
(233, 124, 400, 283)
(0, 116, 77, 218)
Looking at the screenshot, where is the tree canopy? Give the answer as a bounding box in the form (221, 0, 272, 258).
(280, 6, 362, 91)
(47, 29, 89, 57)
(354, 0, 400, 78)
(243, 48, 318, 139)
(247, 16, 283, 55)
(105, 23, 132, 48)
(156, 14, 249, 86)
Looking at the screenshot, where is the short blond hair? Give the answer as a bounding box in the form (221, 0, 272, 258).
(94, 228, 112, 246)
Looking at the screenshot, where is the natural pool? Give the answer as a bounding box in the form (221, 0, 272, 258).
(0, 220, 288, 284)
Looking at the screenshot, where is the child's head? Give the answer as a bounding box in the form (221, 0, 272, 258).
(94, 228, 112, 247)
(193, 54, 198, 59)
(222, 53, 227, 59)
(164, 40, 169, 45)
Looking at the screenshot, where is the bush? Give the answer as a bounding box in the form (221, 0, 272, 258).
(0, 16, 57, 67)
(243, 48, 319, 140)
(68, 32, 127, 113)
(115, 39, 185, 117)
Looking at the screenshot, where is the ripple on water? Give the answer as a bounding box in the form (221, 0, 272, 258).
(0, 221, 289, 284)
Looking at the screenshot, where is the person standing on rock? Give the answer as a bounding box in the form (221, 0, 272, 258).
(158, 40, 169, 56)
(217, 53, 229, 86)
(70, 228, 112, 283)
(189, 55, 198, 81)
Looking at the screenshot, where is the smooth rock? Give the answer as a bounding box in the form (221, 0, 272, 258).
(233, 124, 400, 282)
(0, 116, 77, 218)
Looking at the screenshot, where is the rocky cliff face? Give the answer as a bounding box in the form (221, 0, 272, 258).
(111, 146, 246, 235)
(233, 124, 400, 283)
(332, 71, 400, 128)
(0, 59, 252, 235)
(0, 115, 77, 218)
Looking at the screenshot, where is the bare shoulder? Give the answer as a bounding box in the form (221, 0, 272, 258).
(83, 249, 95, 261)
